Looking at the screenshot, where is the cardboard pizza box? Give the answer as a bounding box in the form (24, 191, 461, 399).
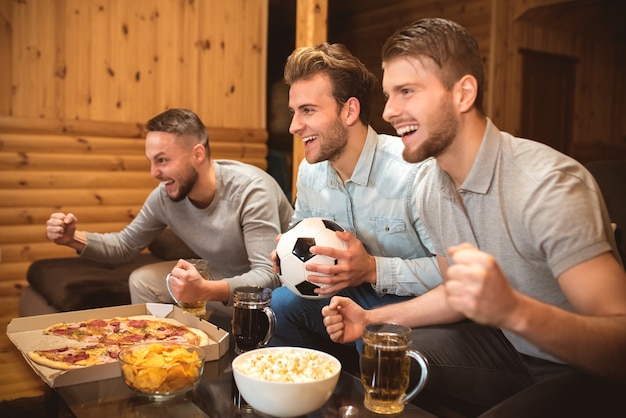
(6, 303, 230, 387)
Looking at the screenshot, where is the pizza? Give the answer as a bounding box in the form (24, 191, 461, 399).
(27, 316, 211, 370)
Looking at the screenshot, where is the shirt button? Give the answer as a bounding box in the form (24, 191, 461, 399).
(385, 226, 390, 232)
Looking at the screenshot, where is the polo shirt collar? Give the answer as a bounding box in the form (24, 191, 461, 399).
(459, 118, 500, 195)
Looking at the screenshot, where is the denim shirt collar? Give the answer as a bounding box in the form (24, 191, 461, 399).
(325, 125, 378, 188)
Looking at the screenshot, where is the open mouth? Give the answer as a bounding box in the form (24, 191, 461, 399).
(302, 135, 318, 147)
(163, 180, 175, 190)
(396, 124, 419, 139)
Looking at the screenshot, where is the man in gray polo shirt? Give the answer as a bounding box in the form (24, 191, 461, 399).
(322, 18, 626, 417)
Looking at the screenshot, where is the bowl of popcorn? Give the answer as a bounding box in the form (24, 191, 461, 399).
(118, 342, 205, 401)
(232, 347, 341, 417)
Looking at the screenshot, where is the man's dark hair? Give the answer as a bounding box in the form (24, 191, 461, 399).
(146, 108, 210, 156)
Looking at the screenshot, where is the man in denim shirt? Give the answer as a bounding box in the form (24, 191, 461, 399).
(269, 43, 441, 366)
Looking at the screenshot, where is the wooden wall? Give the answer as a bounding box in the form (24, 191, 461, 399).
(320, 0, 626, 161)
(0, 0, 268, 127)
(492, 0, 626, 162)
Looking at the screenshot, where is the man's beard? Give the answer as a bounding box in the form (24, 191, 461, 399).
(310, 116, 349, 164)
(403, 99, 457, 163)
(167, 165, 199, 202)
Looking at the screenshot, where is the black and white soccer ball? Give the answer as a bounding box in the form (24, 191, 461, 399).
(275, 217, 348, 299)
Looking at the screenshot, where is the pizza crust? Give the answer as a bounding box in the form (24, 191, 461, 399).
(26, 344, 114, 370)
(27, 350, 83, 370)
(189, 326, 211, 346)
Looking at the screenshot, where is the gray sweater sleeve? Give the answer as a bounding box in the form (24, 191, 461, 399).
(79, 190, 167, 263)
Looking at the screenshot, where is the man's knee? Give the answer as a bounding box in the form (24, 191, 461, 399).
(129, 271, 152, 304)
(270, 286, 301, 314)
(128, 261, 175, 304)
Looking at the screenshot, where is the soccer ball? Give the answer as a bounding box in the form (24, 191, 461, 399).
(275, 217, 348, 299)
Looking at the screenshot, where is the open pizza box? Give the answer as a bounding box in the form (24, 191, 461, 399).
(6, 303, 229, 388)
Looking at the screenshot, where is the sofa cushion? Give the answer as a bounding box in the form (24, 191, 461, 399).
(26, 253, 162, 311)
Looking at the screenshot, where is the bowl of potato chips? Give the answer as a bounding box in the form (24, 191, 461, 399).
(118, 342, 205, 401)
(232, 347, 341, 417)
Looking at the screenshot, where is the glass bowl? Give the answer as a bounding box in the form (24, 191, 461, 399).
(118, 342, 205, 401)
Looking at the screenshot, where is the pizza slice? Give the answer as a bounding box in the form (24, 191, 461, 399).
(110, 317, 210, 346)
(27, 343, 118, 370)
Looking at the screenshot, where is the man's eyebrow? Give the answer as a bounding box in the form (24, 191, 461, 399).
(148, 151, 165, 161)
(289, 102, 319, 112)
(390, 83, 409, 91)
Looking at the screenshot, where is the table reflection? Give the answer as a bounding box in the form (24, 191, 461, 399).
(55, 343, 435, 418)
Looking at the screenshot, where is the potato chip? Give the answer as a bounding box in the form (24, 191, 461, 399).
(119, 343, 204, 394)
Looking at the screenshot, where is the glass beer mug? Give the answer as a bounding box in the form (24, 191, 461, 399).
(165, 258, 213, 318)
(231, 286, 276, 354)
(360, 323, 429, 414)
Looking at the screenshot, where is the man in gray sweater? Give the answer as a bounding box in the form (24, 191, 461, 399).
(46, 108, 293, 315)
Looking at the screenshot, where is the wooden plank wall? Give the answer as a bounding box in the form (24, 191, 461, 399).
(490, 0, 626, 162)
(0, 118, 268, 298)
(0, 0, 268, 128)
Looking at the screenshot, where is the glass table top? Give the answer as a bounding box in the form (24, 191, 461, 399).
(54, 345, 436, 418)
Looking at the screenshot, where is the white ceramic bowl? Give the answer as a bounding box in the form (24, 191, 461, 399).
(118, 342, 205, 401)
(232, 347, 342, 417)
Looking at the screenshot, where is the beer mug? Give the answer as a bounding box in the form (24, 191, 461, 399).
(232, 286, 276, 354)
(360, 323, 429, 414)
(166, 258, 214, 318)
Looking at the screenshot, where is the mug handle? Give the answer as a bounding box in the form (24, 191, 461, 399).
(402, 349, 429, 404)
(165, 273, 181, 305)
(258, 306, 276, 348)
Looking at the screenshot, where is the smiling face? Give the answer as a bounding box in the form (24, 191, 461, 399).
(146, 131, 201, 202)
(288, 73, 349, 164)
(382, 56, 458, 163)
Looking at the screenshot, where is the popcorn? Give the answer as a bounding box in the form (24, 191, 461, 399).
(233, 348, 338, 383)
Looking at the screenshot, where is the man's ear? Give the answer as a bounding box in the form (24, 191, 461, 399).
(344, 97, 361, 126)
(193, 143, 207, 162)
(456, 75, 478, 113)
